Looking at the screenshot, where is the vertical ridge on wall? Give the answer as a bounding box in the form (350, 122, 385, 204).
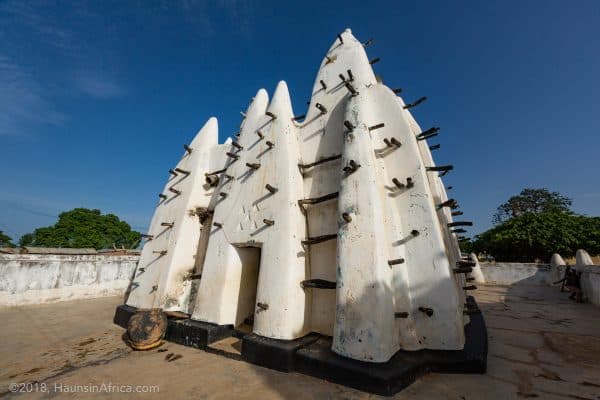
(126, 118, 218, 313)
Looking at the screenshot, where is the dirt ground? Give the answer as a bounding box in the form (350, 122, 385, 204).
(1, 284, 599, 399)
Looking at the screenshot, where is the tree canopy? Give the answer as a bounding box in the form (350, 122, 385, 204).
(493, 188, 572, 224)
(19, 208, 141, 250)
(471, 188, 599, 262)
(0, 231, 14, 248)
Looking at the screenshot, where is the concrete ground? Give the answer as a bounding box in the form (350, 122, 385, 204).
(1, 284, 599, 399)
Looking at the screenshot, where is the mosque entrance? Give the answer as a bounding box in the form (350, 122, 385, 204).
(234, 245, 261, 333)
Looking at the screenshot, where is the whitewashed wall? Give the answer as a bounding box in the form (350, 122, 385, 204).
(0, 254, 138, 306)
(480, 262, 600, 306)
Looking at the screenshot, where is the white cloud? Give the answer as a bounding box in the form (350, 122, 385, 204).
(0, 55, 65, 136)
(73, 71, 126, 99)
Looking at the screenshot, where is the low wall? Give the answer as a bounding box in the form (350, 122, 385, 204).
(480, 262, 600, 306)
(0, 253, 139, 306)
(480, 263, 551, 285)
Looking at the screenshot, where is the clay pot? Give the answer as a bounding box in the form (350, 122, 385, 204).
(126, 308, 167, 350)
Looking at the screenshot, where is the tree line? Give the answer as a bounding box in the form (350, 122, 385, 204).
(0, 208, 141, 250)
(460, 188, 600, 262)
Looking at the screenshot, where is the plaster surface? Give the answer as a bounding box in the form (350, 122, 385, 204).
(126, 28, 472, 362)
(0, 254, 137, 306)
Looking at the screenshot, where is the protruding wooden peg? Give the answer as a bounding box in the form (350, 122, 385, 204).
(265, 184, 277, 194)
(363, 38, 374, 47)
(158, 193, 167, 200)
(420, 127, 440, 136)
(454, 267, 473, 274)
(263, 219, 274, 226)
(338, 73, 346, 82)
(343, 120, 354, 131)
(315, 103, 327, 114)
(383, 138, 392, 147)
(452, 211, 464, 216)
(390, 138, 401, 147)
(369, 57, 380, 65)
(411, 229, 420, 236)
(169, 169, 178, 177)
(395, 312, 409, 318)
(205, 175, 219, 186)
(256, 130, 264, 139)
(325, 55, 334, 64)
(426, 165, 453, 173)
(429, 144, 441, 150)
(466, 277, 475, 282)
(213, 222, 222, 228)
(320, 80, 327, 90)
(240, 111, 246, 118)
(342, 212, 352, 223)
(153, 250, 167, 256)
(337, 33, 343, 44)
(457, 235, 467, 241)
(403, 97, 427, 109)
(447, 186, 453, 190)
(175, 168, 190, 175)
(219, 192, 227, 198)
(344, 82, 358, 95)
(417, 127, 440, 141)
(406, 177, 414, 188)
(448, 221, 473, 227)
(347, 69, 354, 81)
(246, 162, 261, 170)
(265, 141, 274, 149)
(417, 132, 438, 141)
(183, 144, 192, 154)
(457, 260, 476, 267)
(452, 228, 467, 234)
(169, 187, 181, 195)
(141, 234, 154, 240)
(232, 141, 243, 150)
(388, 258, 405, 266)
(226, 152, 240, 160)
(265, 111, 277, 120)
(418, 307, 434, 317)
(392, 88, 402, 94)
(368, 123, 385, 131)
(438, 198, 458, 209)
(343, 160, 360, 174)
(151, 284, 158, 292)
(463, 285, 477, 291)
(161, 222, 174, 228)
(392, 178, 405, 189)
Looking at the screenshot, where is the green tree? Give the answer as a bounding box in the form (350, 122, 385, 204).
(0, 231, 15, 247)
(493, 188, 572, 225)
(473, 211, 600, 262)
(473, 187, 600, 261)
(19, 208, 141, 250)
(458, 237, 474, 254)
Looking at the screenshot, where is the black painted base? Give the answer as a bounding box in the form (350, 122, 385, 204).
(113, 297, 487, 396)
(242, 332, 320, 372)
(114, 304, 232, 349)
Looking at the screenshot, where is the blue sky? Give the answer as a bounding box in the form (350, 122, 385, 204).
(1, 0, 599, 242)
